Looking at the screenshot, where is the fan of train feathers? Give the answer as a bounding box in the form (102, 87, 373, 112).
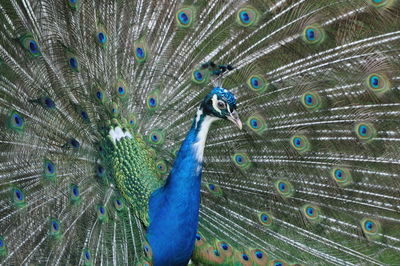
(1, 0, 400, 265)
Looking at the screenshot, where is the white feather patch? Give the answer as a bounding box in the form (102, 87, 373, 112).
(195, 107, 203, 127)
(193, 115, 219, 167)
(109, 127, 132, 141)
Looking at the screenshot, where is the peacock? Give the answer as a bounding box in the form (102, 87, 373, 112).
(0, 0, 400, 265)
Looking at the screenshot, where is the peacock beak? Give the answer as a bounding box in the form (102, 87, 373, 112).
(227, 110, 242, 130)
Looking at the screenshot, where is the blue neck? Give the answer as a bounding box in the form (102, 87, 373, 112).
(147, 109, 216, 266)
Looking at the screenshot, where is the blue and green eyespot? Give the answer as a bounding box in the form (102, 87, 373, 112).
(361, 218, 382, 239)
(68, 0, 79, 9)
(20, 34, 41, 57)
(290, 135, 310, 152)
(250, 248, 268, 264)
(206, 183, 223, 196)
(302, 204, 321, 222)
(366, 73, 390, 94)
(192, 69, 209, 84)
(70, 184, 80, 203)
(0, 236, 7, 256)
(49, 218, 62, 239)
(43, 159, 57, 181)
(148, 130, 165, 145)
(176, 7, 195, 28)
(7, 110, 25, 132)
(246, 115, 267, 134)
(355, 122, 376, 141)
(97, 205, 108, 223)
(258, 211, 273, 226)
(146, 90, 160, 111)
(271, 259, 288, 266)
(155, 160, 168, 175)
(143, 241, 152, 258)
(127, 114, 138, 130)
(134, 40, 148, 63)
(110, 102, 119, 117)
(65, 49, 81, 72)
(247, 75, 267, 93)
(136, 47, 145, 59)
(368, 0, 392, 7)
(331, 167, 352, 186)
(11, 187, 26, 208)
(232, 152, 251, 169)
(41, 97, 56, 109)
(96, 25, 108, 47)
(274, 180, 294, 198)
(66, 50, 80, 72)
(194, 232, 205, 246)
(94, 87, 106, 103)
(115, 80, 128, 99)
(241, 252, 249, 261)
(114, 197, 125, 211)
(237, 7, 259, 27)
(301, 91, 322, 111)
(76, 106, 90, 123)
(217, 241, 231, 253)
(82, 249, 92, 265)
(303, 25, 325, 44)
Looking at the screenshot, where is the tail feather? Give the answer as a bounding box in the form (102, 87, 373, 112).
(1, 0, 400, 265)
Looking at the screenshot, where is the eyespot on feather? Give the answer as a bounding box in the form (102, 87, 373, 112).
(355, 122, 376, 142)
(147, 130, 165, 145)
(302, 204, 321, 222)
(366, 73, 390, 94)
(246, 114, 267, 134)
(134, 39, 148, 63)
(176, 7, 195, 28)
(302, 24, 325, 44)
(250, 248, 268, 265)
(11, 187, 26, 208)
(20, 33, 41, 57)
(7, 110, 25, 132)
(237, 6, 259, 27)
(192, 69, 209, 84)
(232, 152, 251, 169)
(258, 211, 273, 227)
(290, 135, 310, 152)
(330, 167, 352, 187)
(301, 91, 322, 111)
(274, 180, 294, 198)
(43, 159, 57, 181)
(49, 218, 62, 240)
(361, 218, 382, 240)
(247, 75, 267, 93)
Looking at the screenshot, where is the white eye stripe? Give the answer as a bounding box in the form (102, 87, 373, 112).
(211, 94, 222, 114)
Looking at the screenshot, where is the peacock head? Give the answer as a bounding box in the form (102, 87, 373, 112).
(201, 87, 242, 129)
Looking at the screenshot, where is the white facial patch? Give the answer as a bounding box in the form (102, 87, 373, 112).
(109, 127, 132, 142)
(211, 94, 222, 114)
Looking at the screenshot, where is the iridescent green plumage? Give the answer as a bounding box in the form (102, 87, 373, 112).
(102, 127, 163, 225)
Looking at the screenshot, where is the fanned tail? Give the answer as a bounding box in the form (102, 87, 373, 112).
(0, 0, 400, 265)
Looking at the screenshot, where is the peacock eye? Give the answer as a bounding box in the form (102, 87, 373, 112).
(217, 101, 226, 109)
